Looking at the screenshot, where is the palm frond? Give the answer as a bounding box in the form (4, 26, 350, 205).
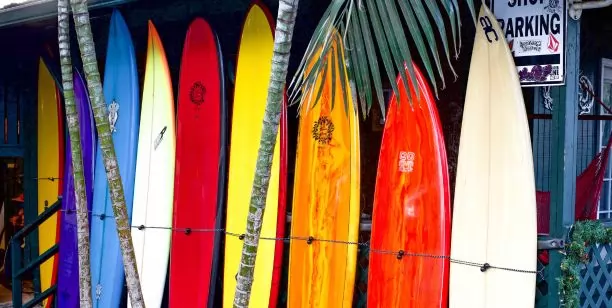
(396, 0, 435, 97)
(381, 0, 418, 102)
(348, 5, 372, 116)
(465, 0, 477, 23)
(331, 43, 338, 111)
(343, 18, 367, 117)
(361, 0, 398, 117)
(334, 39, 350, 116)
(289, 0, 344, 105)
(407, 0, 447, 93)
(289, 0, 476, 117)
(438, 0, 460, 57)
(311, 57, 330, 110)
(370, 0, 416, 103)
(423, 0, 457, 79)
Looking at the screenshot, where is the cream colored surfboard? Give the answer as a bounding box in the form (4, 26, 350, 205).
(128, 21, 176, 308)
(448, 4, 537, 308)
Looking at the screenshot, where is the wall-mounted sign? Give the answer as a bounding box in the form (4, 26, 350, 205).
(491, 0, 566, 87)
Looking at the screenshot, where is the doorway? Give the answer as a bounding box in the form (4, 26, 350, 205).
(0, 157, 30, 303)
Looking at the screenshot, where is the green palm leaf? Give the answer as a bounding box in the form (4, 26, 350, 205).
(464, 0, 477, 23)
(288, 0, 476, 117)
(289, 1, 343, 93)
(449, 0, 463, 53)
(311, 56, 330, 111)
(331, 43, 338, 111)
(397, 0, 437, 98)
(377, 0, 418, 104)
(409, 0, 447, 94)
(362, 0, 399, 111)
(423, 0, 457, 80)
(334, 32, 351, 116)
(343, 18, 365, 116)
(340, 3, 364, 117)
(289, 1, 344, 106)
(438, 0, 460, 57)
(355, 1, 386, 117)
(348, 5, 372, 116)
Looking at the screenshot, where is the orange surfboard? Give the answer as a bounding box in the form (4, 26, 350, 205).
(287, 29, 360, 308)
(367, 63, 451, 307)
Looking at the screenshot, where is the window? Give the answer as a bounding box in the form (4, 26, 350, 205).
(597, 58, 612, 219)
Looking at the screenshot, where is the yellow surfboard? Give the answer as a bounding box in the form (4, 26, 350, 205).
(223, 2, 281, 307)
(37, 58, 63, 307)
(287, 29, 361, 308)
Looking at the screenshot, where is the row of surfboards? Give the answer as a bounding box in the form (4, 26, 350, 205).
(34, 2, 536, 308)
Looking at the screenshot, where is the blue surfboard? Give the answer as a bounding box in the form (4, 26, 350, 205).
(89, 9, 140, 308)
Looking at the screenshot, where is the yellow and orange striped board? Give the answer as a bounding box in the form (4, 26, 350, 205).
(287, 29, 361, 308)
(37, 58, 64, 308)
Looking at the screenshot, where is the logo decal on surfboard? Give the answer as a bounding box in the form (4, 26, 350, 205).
(190, 81, 206, 107)
(399, 151, 415, 173)
(109, 99, 119, 133)
(479, 16, 499, 43)
(95, 284, 102, 300)
(154, 126, 167, 150)
(312, 116, 334, 145)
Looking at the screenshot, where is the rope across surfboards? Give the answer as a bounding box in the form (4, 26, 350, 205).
(56, 208, 548, 276)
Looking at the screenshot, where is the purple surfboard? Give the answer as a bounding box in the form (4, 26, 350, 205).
(57, 69, 96, 307)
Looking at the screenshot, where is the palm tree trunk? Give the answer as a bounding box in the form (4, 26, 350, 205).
(57, 1, 92, 306)
(233, 1, 299, 307)
(68, 1, 145, 307)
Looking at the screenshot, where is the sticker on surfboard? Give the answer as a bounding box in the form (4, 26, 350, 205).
(190, 81, 206, 107)
(398, 151, 415, 173)
(312, 116, 334, 145)
(479, 16, 499, 43)
(154, 126, 167, 150)
(109, 99, 119, 133)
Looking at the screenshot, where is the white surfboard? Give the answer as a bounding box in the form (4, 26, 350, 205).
(448, 4, 537, 308)
(128, 21, 176, 308)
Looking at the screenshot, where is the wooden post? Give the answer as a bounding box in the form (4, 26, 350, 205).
(548, 15, 580, 308)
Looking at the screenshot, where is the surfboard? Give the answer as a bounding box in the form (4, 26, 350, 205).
(367, 63, 451, 307)
(128, 20, 176, 308)
(269, 92, 287, 308)
(448, 4, 537, 308)
(90, 9, 140, 308)
(57, 69, 96, 308)
(37, 57, 64, 308)
(169, 17, 226, 308)
(287, 28, 361, 308)
(223, 2, 287, 307)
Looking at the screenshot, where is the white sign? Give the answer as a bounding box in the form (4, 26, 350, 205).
(492, 0, 566, 87)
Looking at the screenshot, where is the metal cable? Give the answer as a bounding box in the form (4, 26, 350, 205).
(57, 209, 542, 275)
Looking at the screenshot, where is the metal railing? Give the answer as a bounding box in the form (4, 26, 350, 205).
(11, 197, 61, 308)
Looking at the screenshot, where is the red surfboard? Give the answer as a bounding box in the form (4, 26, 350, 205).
(169, 17, 227, 308)
(367, 63, 451, 307)
(269, 93, 287, 308)
(49, 75, 65, 308)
